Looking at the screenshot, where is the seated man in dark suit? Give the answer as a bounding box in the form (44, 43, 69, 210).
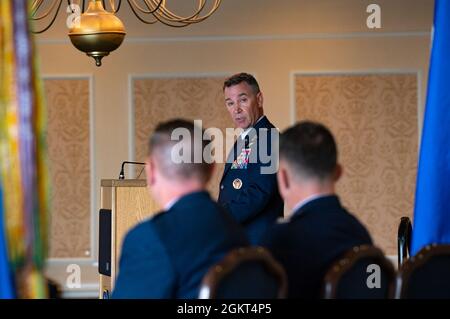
(113, 119, 248, 299)
(261, 121, 372, 299)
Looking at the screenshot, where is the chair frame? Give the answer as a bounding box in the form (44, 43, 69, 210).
(397, 216, 412, 267)
(199, 246, 288, 299)
(395, 244, 450, 299)
(322, 245, 396, 299)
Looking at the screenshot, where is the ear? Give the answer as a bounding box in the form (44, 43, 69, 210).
(333, 163, 343, 182)
(277, 165, 290, 195)
(256, 91, 264, 108)
(145, 157, 155, 186)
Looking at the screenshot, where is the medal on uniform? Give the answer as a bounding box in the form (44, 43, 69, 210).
(232, 178, 243, 189)
(231, 148, 251, 169)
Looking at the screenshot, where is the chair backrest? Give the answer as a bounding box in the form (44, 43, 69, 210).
(46, 277, 62, 299)
(322, 245, 396, 299)
(199, 246, 287, 299)
(396, 244, 450, 299)
(397, 216, 412, 268)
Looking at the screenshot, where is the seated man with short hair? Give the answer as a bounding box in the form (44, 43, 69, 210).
(262, 121, 372, 299)
(113, 119, 248, 298)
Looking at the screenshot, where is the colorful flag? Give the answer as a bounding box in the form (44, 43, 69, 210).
(0, 187, 14, 298)
(411, 0, 450, 255)
(0, 0, 50, 298)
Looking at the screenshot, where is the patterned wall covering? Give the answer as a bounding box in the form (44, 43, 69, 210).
(295, 74, 418, 255)
(45, 79, 91, 258)
(133, 77, 234, 198)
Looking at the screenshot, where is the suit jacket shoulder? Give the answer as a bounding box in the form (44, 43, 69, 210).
(262, 195, 372, 298)
(112, 219, 176, 298)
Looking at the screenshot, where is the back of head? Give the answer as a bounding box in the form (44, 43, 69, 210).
(279, 121, 338, 182)
(149, 119, 213, 184)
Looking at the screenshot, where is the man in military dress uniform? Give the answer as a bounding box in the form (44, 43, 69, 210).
(218, 73, 284, 244)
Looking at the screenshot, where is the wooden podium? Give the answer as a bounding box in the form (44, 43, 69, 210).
(98, 179, 160, 299)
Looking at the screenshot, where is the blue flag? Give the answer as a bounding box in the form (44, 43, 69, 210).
(0, 187, 14, 298)
(411, 0, 450, 255)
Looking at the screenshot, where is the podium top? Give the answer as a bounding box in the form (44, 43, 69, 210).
(101, 179, 147, 187)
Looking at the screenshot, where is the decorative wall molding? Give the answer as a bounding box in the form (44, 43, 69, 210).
(43, 75, 98, 295)
(44, 74, 96, 260)
(290, 69, 423, 144)
(37, 31, 430, 45)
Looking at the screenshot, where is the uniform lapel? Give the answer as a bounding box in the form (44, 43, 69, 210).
(221, 139, 238, 183)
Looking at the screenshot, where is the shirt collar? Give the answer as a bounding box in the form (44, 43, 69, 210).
(164, 196, 180, 211)
(163, 191, 209, 211)
(290, 193, 333, 219)
(240, 115, 265, 140)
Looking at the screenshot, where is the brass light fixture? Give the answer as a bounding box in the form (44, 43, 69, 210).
(30, 0, 222, 66)
(68, 0, 125, 67)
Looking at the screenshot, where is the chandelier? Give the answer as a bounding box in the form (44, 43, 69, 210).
(30, 0, 222, 66)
